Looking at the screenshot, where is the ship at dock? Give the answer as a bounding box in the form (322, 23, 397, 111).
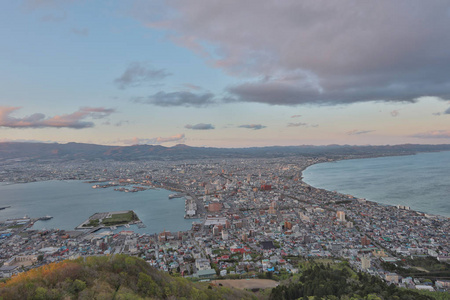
(168, 193, 184, 199)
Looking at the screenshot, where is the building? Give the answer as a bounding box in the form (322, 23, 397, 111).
(4, 255, 37, 267)
(195, 269, 217, 279)
(0, 265, 19, 278)
(361, 236, 371, 246)
(361, 255, 371, 270)
(261, 184, 272, 191)
(221, 231, 228, 240)
(208, 202, 222, 212)
(336, 211, 345, 222)
(195, 258, 211, 271)
(268, 201, 276, 215)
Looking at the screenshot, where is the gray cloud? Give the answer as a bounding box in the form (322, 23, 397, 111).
(114, 120, 129, 127)
(287, 122, 318, 128)
(287, 122, 307, 127)
(0, 106, 115, 129)
(71, 28, 88, 36)
(136, 0, 450, 106)
(114, 62, 171, 89)
(117, 133, 185, 145)
(238, 124, 266, 130)
(347, 129, 374, 136)
(185, 123, 215, 130)
(432, 107, 450, 116)
(411, 130, 450, 139)
(134, 91, 215, 107)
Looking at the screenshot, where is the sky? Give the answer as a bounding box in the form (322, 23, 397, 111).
(1, 0, 450, 148)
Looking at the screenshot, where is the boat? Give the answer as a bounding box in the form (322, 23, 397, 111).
(40, 215, 53, 221)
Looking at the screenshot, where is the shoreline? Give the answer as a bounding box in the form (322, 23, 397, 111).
(300, 151, 450, 220)
(0, 181, 194, 235)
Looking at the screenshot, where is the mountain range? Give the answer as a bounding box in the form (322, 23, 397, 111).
(1, 142, 450, 162)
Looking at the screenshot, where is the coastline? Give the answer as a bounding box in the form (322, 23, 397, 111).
(300, 151, 450, 220)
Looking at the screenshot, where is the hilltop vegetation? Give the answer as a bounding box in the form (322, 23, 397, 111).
(0, 255, 255, 300)
(269, 261, 449, 300)
(381, 257, 450, 279)
(1, 256, 449, 300)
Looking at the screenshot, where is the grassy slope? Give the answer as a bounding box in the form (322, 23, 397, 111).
(0, 255, 256, 300)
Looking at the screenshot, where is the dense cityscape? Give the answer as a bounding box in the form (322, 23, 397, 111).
(0, 155, 449, 294)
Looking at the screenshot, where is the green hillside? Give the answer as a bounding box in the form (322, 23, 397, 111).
(269, 261, 449, 300)
(0, 255, 256, 300)
(1, 256, 449, 300)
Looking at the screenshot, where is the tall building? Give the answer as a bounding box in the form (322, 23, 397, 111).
(361, 236, 371, 246)
(268, 201, 276, 214)
(336, 211, 346, 222)
(361, 256, 371, 270)
(222, 231, 228, 240)
(284, 221, 292, 230)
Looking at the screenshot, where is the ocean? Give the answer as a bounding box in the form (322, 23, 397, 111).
(0, 181, 194, 234)
(302, 151, 450, 218)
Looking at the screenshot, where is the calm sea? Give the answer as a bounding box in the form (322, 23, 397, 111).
(302, 151, 450, 218)
(0, 181, 194, 234)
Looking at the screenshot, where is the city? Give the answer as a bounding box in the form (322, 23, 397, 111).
(0, 156, 448, 293)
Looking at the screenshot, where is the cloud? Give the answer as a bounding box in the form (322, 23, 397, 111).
(346, 129, 374, 135)
(411, 130, 450, 139)
(118, 133, 185, 145)
(287, 122, 307, 127)
(71, 28, 88, 36)
(185, 123, 215, 130)
(287, 122, 318, 128)
(0, 106, 115, 129)
(432, 107, 450, 116)
(291, 115, 302, 118)
(390, 110, 399, 117)
(238, 124, 266, 130)
(114, 120, 129, 127)
(114, 62, 171, 89)
(134, 91, 215, 107)
(135, 0, 450, 106)
(0, 138, 57, 143)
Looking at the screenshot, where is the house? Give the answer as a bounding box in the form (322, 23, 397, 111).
(195, 269, 217, 279)
(0, 265, 19, 278)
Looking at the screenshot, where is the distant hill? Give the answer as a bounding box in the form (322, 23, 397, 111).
(0, 255, 255, 300)
(0, 142, 450, 162)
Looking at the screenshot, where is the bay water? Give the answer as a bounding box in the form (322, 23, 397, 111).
(0, 181, 194, 234)
(302, 151, 450, 217)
